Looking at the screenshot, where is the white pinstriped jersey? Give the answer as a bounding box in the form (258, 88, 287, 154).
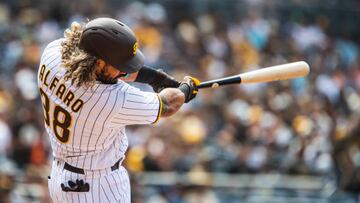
(38, 39, 160, 170)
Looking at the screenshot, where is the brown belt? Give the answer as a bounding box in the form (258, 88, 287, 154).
(63, 158, 122, 174)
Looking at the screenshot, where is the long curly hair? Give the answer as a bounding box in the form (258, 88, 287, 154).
(61, 22, 98, 87)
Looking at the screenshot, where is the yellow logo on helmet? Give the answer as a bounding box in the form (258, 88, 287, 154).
(133, 43, 138, 55)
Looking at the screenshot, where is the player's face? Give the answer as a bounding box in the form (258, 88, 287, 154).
(96, 60, 126, 84)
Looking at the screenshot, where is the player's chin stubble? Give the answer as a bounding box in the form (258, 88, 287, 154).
(96, 68, 121, 84)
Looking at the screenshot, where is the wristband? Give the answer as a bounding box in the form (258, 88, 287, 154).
(178, 83, 190, 97)
(178, 83, 191, 102)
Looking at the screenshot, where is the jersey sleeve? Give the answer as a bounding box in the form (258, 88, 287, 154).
(110, 85, 161, 126)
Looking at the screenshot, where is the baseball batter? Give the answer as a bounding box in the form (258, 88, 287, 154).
(37, 18, 198, 203)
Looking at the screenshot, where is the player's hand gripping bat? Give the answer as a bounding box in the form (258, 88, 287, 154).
(196, 61, 310, 89)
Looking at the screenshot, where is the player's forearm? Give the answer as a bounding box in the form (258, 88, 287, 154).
(158, 88, 185, 117)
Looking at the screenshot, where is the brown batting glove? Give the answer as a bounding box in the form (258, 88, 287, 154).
(178, 76, 200, 103)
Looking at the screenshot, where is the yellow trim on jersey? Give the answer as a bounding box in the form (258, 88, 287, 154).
(153, 94, 163, 124)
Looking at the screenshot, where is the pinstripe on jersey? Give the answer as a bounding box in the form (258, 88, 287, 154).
(39, 39, 160, 203)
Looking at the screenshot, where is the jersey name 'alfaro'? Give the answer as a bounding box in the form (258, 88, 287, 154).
(38, 64, 84, 113)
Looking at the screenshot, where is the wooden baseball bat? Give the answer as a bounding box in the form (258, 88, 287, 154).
(197, 61, 310, 89)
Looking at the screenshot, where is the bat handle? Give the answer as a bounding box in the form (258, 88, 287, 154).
(197, 75, 241, 89)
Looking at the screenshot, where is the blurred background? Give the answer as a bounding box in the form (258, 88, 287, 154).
(0, 0, 359, 202)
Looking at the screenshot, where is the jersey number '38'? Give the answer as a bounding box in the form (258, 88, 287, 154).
(39, 87, 72, 143)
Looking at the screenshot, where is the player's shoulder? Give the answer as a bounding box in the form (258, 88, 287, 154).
(44, 38, 64, 51)
(42, 38, 64, 56)
(100, 81, 152, 96)
(40, 38, 64, 62)
(119, 82, 157, 100)
(118, 82, 144, 94)
(79, 81, 130, 95)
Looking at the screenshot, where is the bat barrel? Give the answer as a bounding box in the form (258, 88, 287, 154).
(238, 61, 309, 84)
(197, 61, 310, 89)
(197, 75, 241, 89)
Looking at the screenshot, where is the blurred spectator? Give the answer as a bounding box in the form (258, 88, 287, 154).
(0, 0, 359, 202)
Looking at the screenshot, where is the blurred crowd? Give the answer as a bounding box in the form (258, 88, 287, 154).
(0, 0, 359, 202)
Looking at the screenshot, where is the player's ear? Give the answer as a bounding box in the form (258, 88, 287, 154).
(95, 59, 106, 70)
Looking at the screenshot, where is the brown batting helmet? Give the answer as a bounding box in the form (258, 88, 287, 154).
(79, 17, 144, 73)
